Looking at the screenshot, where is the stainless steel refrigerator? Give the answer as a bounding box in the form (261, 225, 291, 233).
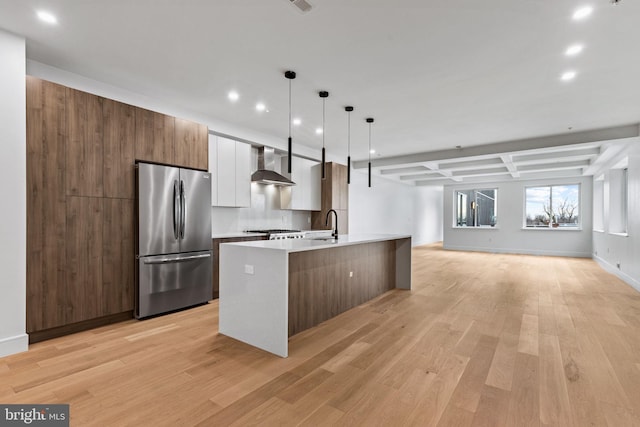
(136, 162, 212, 318)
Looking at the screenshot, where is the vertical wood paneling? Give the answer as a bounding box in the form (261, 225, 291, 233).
(26, 77, 210, 338)
(66, 88, 103, 197)
(66, 196, 103, 324)
(311, 162, 349, 232)
(134, 107, 174, 164)
(103, 99, 135, 199)
(174, 118, 208, 170)
(103, 198, 135, 314)
(288, 241, 396, 336)
(26, 77, 68, 332)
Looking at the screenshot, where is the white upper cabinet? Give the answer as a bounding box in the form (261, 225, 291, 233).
(209, 136, 251, 208)
(280, 156, 321, 211)
(235, 141, 251, 207)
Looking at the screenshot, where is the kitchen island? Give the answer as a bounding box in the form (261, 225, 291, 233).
(219, 234, 411, 357)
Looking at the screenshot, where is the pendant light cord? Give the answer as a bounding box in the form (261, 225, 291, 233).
(348, 111, 351, 155)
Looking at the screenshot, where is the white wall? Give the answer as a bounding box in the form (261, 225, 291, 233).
(592, 148, 640, 291)
(0, 30, 27, 357)
(443, 176, 593, 257)
(349, 171, 443, 246)
(211, 183, 311, 234)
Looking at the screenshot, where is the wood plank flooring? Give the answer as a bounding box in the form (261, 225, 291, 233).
(3, 243, 640, 426)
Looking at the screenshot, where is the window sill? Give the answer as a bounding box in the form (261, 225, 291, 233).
(593, 229, 605, 233)
(521, 227, 582, 231)
(452, 226, 499, 230)
(609, 232, 629, 237)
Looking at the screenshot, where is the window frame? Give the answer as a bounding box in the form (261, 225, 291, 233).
(453, 188, 498, 228)
(523, 183, 582, 230)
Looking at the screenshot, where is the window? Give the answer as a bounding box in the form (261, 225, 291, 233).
(609, 167, 628, 234)
(455, 189, 497, 227)
(525, 184, 580, 228)
(622, 168, 628, 233)
(593, 176, 604, 231)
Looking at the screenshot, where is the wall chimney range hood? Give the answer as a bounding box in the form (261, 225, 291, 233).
(251, 146, 295, 186)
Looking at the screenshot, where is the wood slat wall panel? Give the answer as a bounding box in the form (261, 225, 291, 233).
(174, 118, 208, 170)
(103, 99, 135, 199)
(26, 77, 68, 332)
(103, 198, 135, 314)
(134, 107, 174, 165)
(66, 196, 104, 324)
(65, 88, 103, 197)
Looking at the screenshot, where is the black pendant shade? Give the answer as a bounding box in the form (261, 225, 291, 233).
(319, 91, 329, 179)
(366, 117, 374, 188)
(285, 70, 296, 174)
(345, 106, 353, 184)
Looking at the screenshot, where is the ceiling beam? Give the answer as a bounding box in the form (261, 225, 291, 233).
(352, 124, 639, 169)
(500, 155, 520, 178)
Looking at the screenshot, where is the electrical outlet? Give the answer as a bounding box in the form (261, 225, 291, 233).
(617, 262, 621, 269)
(244, 264, 254, 275)
(349, 271, 353, 278)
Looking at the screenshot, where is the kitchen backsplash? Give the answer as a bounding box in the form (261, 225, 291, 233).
(211, 182, 312, 233)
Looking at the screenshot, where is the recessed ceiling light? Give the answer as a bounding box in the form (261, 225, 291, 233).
(292, 118, 301, 126)
(36, 10, 57, 24)
(565, 44, 584, 56)
(572, 6, 593, 20)
(315, 128, 323, 135)
(561, 71, 577, 81)
(369, 149, 376, 154)
(255, 103, 266, 112)
(228, 91, 239, 102)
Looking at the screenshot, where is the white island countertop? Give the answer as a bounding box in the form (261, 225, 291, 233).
(221, 233, 412, 253)
(219, 233, 412, 357)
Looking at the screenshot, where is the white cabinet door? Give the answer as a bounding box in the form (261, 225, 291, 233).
(235, 142, 251, 207)
(208, 135, 218, 205)
(291, 157, 305, 210)
(309, 163, 321, 211)
(280, 157, 321, 211)
(216, 137, 236, 207)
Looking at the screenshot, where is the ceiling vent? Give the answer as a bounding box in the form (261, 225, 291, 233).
(288, 0, 313, 13)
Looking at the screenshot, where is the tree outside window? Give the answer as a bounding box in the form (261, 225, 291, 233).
(525, 184, 580, 228)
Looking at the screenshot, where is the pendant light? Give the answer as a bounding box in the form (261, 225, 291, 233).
(345, 106, 353, 184)
(366, 118, 374, 188)
(319, 91, 329, 179)
(285, 71, 296, 173)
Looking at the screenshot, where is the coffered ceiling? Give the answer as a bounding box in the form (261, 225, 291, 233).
(1, 0, 639, 184)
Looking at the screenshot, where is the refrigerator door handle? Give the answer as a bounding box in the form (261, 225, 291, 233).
(173, 179, 180, 240)
(143, 253, 211, 264)
(180, 179, 187, 239)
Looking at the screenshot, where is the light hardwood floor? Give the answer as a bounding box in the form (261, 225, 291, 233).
(3, 244, 640, 426)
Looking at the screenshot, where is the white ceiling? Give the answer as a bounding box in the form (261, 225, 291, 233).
(1, 0, 639, 183)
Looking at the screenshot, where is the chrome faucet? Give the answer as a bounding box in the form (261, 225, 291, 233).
(325, 209, 338, 239)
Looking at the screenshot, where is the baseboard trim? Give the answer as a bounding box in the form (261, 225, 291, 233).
(593, 255, 640, 293)
(443, 244, 591, 258)
(0, 333, 29, 358)
(28, 311, 134, 344)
